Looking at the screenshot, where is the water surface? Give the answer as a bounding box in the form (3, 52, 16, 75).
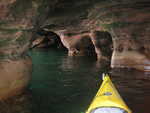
(27, 49, 150, 113)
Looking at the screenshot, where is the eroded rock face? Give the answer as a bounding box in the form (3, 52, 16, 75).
(107, 6, 150, 71)
(58, 30, 95, 56)
(0, 31, 32, 100)
(0, 0, 35, 99)
(31, 35, 45, 48)
(0, 57, 32, 100)
(90, 31, 113, 61)
(111, 38, 150, 71)
(87, 0, 150, 71)
(31, 30, 65, 49)
(47, 0, 150, 71)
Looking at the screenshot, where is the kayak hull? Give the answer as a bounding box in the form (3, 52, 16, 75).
(86, 74, 132, 113)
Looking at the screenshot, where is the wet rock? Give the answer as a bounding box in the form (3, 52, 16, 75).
(0, 0, 34, 99)
(87, 0, 150, 71)
(0, 56, 32, 100)
(31, 35, 45, 48)
(106, 5, 150, 71)
(111, 38, 150, 72)
(90, 30, 113, 61)
(31, 30, 65, 49)
(0, 29, 32, 99)
(58, 30, 96, 56)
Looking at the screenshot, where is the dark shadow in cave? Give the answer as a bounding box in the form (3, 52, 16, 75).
(76, 35, 97, 57)
(31, 28, 66, 50)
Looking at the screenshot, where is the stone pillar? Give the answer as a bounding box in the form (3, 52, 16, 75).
(90, 31, 113, 61)
(58, 30, 95, 56)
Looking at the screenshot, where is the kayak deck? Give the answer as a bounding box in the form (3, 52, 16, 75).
(86, 74, 132, 113)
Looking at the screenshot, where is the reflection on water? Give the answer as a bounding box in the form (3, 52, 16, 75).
(28, 49, 108, 113)
(111, 69, 150, 113)
(1, 49, 150, 113)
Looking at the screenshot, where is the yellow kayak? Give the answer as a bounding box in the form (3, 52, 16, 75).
(86, 74, 132, 113)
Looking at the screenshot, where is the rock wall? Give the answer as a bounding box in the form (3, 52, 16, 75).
(0, 0, 37, 99)
(31, 31, 64, 49)
(57, 30, 96, 56)
(0, 0, 150, 99)
(90, 30, 112, 60)
(47, 0, 150, 71)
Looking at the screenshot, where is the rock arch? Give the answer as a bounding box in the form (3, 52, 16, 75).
(31, 28, 65, 49)
(90, 30, 113, 61)
(57, 30, 96, 56)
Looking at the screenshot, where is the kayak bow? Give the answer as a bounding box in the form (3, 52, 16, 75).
(86, 74, 132, 113)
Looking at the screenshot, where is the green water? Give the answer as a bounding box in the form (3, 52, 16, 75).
(28, 48, 150, 113)
(29, 48, 109, 113)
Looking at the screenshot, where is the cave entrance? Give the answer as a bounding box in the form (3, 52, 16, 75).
(31, 28, 66, 50)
